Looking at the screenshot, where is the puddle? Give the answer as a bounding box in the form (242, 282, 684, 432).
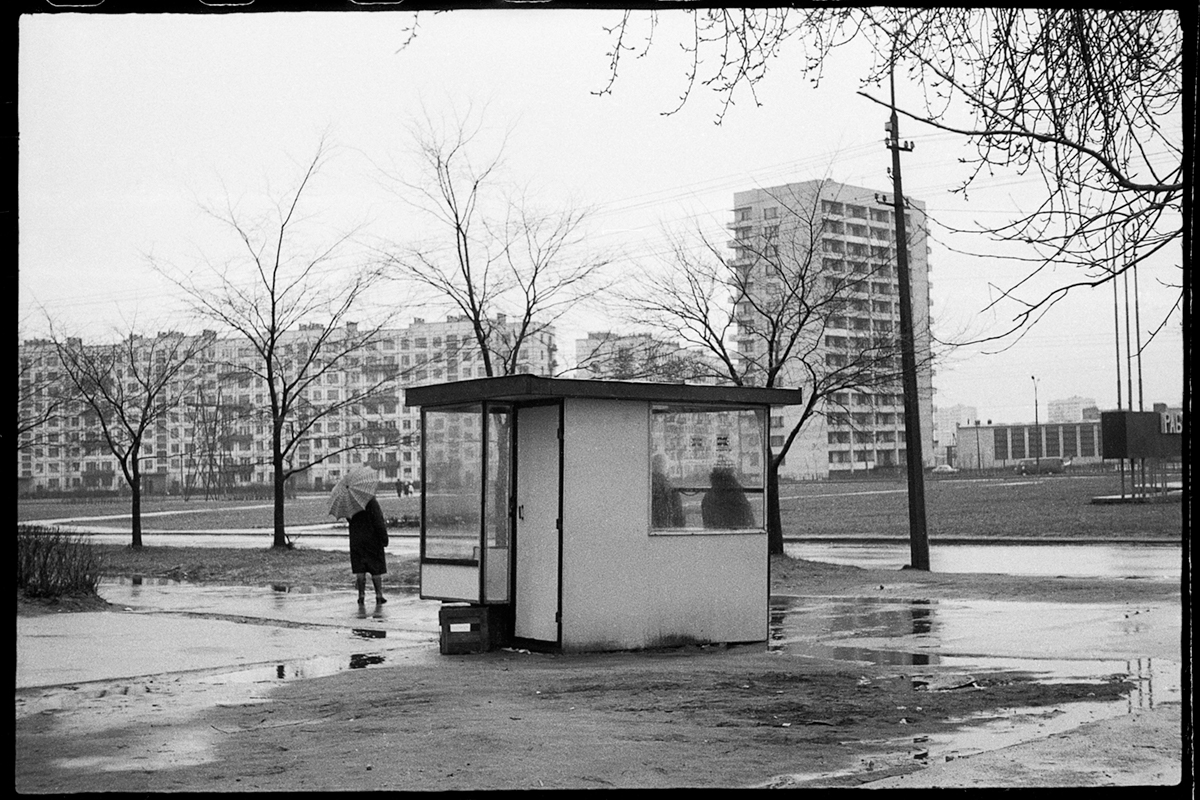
(768, 595, 941, 664)
(768, 594, 1180, 662)
(760, 594, 1181, 786)
(213, 650, 392, 683)
(760, 692, 1171, 788)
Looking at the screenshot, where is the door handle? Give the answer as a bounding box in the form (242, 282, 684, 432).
(518, 504, 524, 520)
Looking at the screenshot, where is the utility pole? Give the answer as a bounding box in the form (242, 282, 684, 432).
(879, 57, 930, 571)
(975, 420, 982, 471)
(1031, 375, 1041, 473)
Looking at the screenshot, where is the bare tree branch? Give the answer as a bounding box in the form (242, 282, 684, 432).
(377, 107, 612, 378)
(596, 8, 1184, 341)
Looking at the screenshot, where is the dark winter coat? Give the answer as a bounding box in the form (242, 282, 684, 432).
(349, 497, 389, 575)
(700, 468, 755, 529)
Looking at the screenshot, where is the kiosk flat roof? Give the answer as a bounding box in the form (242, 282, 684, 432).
(405, 375, 804, 408)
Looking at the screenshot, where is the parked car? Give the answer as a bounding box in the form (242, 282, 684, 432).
(931, 464, 959, 474)
(1015, 457, 1066, 475)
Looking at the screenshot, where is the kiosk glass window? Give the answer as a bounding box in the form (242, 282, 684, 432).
(650, 405, 766, 532)
(483, 405, 512, 602)
(422, 404, 482, 560)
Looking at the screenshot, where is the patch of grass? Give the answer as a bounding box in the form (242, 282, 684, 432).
(779, 474, 1181, 539)
(17, 474, 1182, 543)
(92, 544, 419, 590)
(17, 525, 101, 599)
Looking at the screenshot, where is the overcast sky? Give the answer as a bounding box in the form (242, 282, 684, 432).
(18, 10, 1184, 424)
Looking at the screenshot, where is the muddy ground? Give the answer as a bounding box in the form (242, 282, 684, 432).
(15, 553, 1186, 790)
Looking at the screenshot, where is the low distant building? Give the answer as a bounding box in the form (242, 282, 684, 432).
(957, 401, 1181, 471)
(955, 419, 1106, 470)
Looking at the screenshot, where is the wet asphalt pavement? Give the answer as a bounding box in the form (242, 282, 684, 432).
(16, 572, 1182, 783)
(17, 580, 443, 690)
(18, 573, 1181, 695)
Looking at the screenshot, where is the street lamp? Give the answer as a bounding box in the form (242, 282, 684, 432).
(1030, 376, 1040, 472)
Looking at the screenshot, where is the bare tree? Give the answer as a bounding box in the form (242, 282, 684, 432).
(156, 143, 405, 548)
(622, 180, 930, 554)
(379, 107, 612, 377)
(596, 8, 1184, 340)
(48, 328, 211, 548)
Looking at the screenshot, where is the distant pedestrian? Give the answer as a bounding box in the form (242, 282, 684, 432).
(349, 496, 389, 605)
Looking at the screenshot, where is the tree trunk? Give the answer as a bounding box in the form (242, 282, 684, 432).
(766, 454, 783, 556)
(130, 470, 143, 549)
(272, 451, 289, 548)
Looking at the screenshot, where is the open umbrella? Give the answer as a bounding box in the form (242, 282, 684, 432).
(329, 465, 380, 520)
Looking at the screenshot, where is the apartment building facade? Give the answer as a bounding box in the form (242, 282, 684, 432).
(573, 331, 713, 383)
(729, 180, 935, 480)
(17, 316, 556, 496)
(933, 403, 980, 465)
(1047, 396, 1100, 424)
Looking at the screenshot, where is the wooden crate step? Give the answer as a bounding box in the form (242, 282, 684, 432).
(439, 604, 492, 655)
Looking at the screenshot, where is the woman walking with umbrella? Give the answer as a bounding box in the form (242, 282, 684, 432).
(330, 466, 389, 605)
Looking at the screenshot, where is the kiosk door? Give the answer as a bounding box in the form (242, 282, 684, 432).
(514, 403, 561, 644)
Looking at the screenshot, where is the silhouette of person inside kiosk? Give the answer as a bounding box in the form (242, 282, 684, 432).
(700, 466, 755, 529)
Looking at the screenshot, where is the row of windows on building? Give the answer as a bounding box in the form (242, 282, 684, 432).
(827, 449, 905, 465)
(993, 424, 1100, 460)
(734, 201, 898, 224)
(731, 235, 913, 265)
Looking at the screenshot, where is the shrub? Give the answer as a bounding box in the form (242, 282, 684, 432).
(17, 525, 101, 598)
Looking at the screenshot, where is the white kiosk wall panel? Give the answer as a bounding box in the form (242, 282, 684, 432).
(420, 563, 480, 603)
(560, 398, 768, 652)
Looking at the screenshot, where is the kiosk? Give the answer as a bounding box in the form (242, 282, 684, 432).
(404, 375, 804, 653)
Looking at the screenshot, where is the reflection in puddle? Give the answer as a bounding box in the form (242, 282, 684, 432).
(220, 653, 390, 683)
(769, 595, 941, 665)
(350, 654, 386, 669)
(113, 574, 183, 593)
(353, 628, 387, 639)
